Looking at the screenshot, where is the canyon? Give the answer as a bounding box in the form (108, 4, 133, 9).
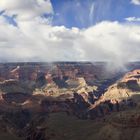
(0, 62, 140, 140)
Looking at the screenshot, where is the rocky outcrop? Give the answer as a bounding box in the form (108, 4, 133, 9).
(103, 69, 140, 103)
(0, 63, 140, 140)
(2, 92, 31, 104)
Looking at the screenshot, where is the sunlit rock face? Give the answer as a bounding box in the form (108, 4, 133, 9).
(103, 69, 140, 103)
(0, 63, 139, 140)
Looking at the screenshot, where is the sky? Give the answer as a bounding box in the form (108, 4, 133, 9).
(0, 0, 140, 63)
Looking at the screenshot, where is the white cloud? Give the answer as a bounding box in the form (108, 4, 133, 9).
(0, 0, 53, 20)
(80, 21, 140, 63)
(125, 17, 140, 22)
(0, 0, 140, 65)
(0, 18, 140, 64)
(131, 0, 140, 5)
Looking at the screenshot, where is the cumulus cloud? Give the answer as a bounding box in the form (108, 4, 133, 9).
(0, 18, 140, 63)
(0, 0, 53, 20)
(131, 0, 140, 5)
(81, 22, 140, 68)
(125, 17, 140, 22)
(0, 0, 140, 66)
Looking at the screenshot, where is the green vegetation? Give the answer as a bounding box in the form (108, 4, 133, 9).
(117, 82, 127, 89)
(0, 131, 22, 140)
(46, 113, 105, 140)
(117, 81, 140, 91)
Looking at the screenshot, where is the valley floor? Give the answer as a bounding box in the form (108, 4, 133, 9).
(45, 112, 106, 140)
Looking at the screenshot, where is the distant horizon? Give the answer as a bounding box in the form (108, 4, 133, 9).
(0, 61, 140, 64)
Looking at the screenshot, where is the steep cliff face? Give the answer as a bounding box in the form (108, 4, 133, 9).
(88, 69, 140, 140)
(0, 64, 140, 140)
(0, 80, 29, 94)
(84, 69, 140, 122)
(97, 109, 140, 140)
(103, 69, 140, 103)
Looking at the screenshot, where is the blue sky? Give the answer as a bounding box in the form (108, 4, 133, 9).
(0, 0, 140, 62)
(50, 0, 140, 28)
(1, 0, 140, 28)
